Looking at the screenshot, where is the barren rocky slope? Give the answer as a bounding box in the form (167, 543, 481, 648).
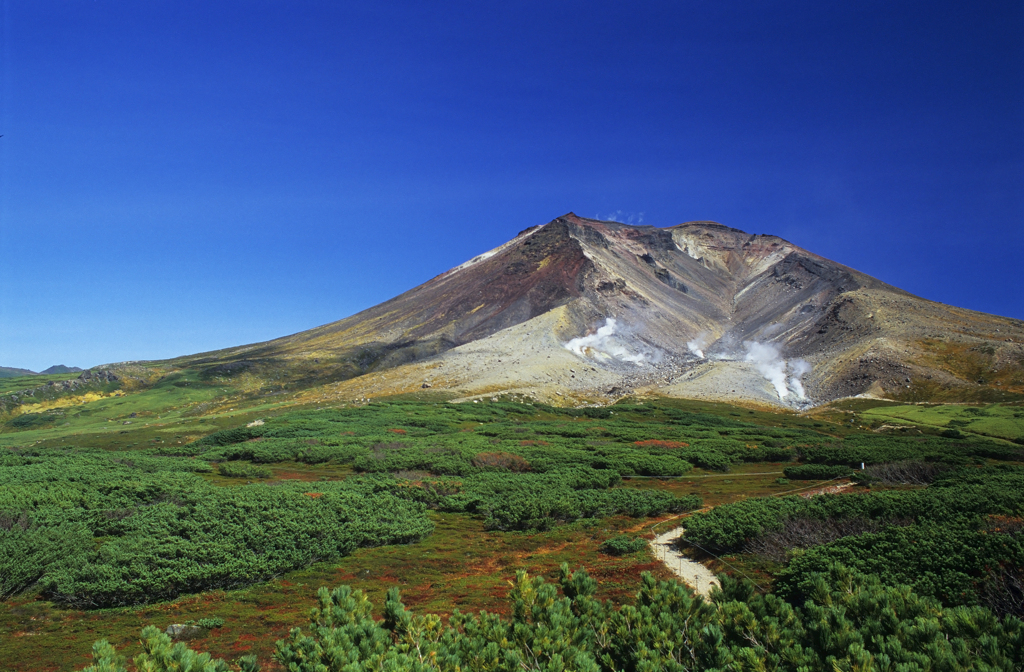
(172, 214, 1024, 407)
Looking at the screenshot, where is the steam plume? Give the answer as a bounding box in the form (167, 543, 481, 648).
(599, 210, 645, 224)
(687, 333, 709, 359)
(743, 341, 789, 399)
(741, 340, 813, 401)
(565, 318, 646, 364)
(788, 359, 811, 399)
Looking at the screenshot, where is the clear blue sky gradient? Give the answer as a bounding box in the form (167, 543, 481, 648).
(1, 1, 1021, 371)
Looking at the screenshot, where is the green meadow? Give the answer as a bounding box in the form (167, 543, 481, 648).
(0, 368, 304, 450)
(1, 390, 1022, 671)
(861, 402, 1024, 443)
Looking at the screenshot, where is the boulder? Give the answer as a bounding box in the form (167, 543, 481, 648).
(165, 624, 202, 639)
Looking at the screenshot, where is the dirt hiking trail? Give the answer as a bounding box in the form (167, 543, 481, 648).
(650, 526, 720, 597)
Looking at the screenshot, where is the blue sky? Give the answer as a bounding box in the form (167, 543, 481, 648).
(1, 1, 1021, 371)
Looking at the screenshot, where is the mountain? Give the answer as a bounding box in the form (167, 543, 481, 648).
(0, 365, 83, 379)
(40, 365, 83, 375)
(168, 213, 1023, 408)
(0, 366, 37, 379)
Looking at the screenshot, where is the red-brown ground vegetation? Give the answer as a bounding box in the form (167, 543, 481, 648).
(471, 452, 531, 472)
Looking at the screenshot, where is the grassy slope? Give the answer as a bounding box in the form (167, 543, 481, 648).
(0, 372, 80, 394)
(861, 402, 1024, 442)
(0, 367, 313, 450)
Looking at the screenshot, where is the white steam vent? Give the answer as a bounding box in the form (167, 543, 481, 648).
(687, 332, 710, 359)
(742, 341, 812, 400)
(564, 318, 647, 365)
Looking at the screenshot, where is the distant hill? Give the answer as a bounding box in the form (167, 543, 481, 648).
(40, 365, 83, 375)
(0, 365, 83, 378)
(0, 366, 37, 378)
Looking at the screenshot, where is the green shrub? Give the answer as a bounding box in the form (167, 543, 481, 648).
(685, 466, 1024, 562)
(775, 519, 1024, 608)
(600, 535, 647, 555)
(185, 617, 225, 630)
(216, 462, 271, 479)
(783, 464, 854, 480)
(6, 413, 59, 429)
(0, 450, 434, 607)
(79, 564, 1024, 672)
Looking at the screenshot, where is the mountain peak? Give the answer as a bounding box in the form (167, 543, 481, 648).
(174, 213, 1024, 408)
(41, 365, 83, 375)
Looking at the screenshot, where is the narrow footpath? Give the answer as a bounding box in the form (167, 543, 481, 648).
(649, 526, 720, 597)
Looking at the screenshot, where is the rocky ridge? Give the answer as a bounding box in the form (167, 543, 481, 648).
(0, 369, 125, 415)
